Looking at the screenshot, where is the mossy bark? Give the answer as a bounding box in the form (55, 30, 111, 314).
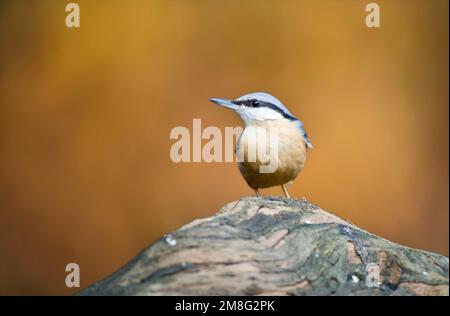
(79, 197, 449, 296)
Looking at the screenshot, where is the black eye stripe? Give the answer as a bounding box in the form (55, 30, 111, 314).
(232, 99, 261, 107)
(232, 99, 297, 121)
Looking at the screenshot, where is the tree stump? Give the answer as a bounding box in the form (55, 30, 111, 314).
(79, 197, 449, 296)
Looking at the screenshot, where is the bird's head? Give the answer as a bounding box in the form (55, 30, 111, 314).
(209, 92, 297, 125)
(210, 92, 313, 149)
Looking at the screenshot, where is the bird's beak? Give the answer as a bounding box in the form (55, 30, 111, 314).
(209, 98, 238, 111)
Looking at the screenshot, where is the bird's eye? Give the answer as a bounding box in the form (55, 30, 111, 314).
(250, 100, 261, 107)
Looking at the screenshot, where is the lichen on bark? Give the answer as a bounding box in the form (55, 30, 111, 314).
(79, 197, 449, 296)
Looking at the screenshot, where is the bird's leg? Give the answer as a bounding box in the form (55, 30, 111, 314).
(254, 189, 261, 197)
(281, 184, 291, 199)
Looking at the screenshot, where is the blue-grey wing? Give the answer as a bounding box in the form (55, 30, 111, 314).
(294, 120, 313, 149)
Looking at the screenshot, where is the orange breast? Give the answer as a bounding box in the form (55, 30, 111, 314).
(236, 120, 307, 189)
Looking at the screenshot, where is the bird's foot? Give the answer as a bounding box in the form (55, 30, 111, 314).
(281, 184, 291, 199)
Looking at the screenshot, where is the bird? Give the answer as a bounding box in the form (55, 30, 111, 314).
(209, 92, 313, 198)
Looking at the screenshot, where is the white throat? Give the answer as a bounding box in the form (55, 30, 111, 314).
(237, 107, 284, 126)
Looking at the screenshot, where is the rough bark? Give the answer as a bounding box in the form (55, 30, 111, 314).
(79, 197, 449, 296)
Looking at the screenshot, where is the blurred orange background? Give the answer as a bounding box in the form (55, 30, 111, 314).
(0, 0, 448, 295)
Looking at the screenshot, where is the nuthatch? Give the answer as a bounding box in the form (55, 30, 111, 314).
(210, 92, 313, 198)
